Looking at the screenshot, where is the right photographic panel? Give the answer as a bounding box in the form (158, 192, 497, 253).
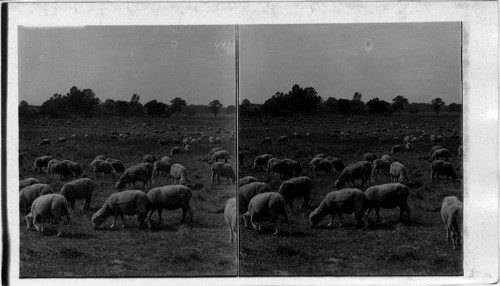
(238, 23, 463, 276)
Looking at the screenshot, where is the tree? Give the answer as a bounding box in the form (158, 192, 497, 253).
(19, 100, 29, 114)
(350, 92, 365, 114)
(448, 103, 463, 113)
(337, 98, 351, 115)
(262, 84, 322, 116)
(431, 98, 445, 114)
(102, 99, 116, 115)
(209, 100, 223, 116)
(226, 105, 235, 114)
(366, 98, 390, 114)
(115, 100, 129, 116)
(128, 94, 143, 115)
(144, 99, 168, 116)
(325, 97, 338, 114)
(170, 97, 187, 116)
(392, 95, 409, 114)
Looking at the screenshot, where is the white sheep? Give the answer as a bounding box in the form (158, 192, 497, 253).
(278, 176, 313, 210)
(457, 145, 463, 157)
(364, 183, 411, 222)
(432, 148, 451, 161)
(429, 145, 444, 155)
(239, 182, 272, 213)
(90, 159, 116, 179)
(161, 156, 173, 164)
(243, 192, 289, 235)
(381, 154, 393, 163)
(267, 159, 293, 179)
(147, 185, 194, 225)
(47, 160, 75, 180)
(32, 155, 53, 173)
(309, 188, 368, 228)
(224, 198, 237, 243)
(238, 176, 258, 187)
(92, 190, 151, 230)
(61, 178, 95, 211)
(405, 142, 412, 151)
(153, 160, 172, 178)
(210, 147, 223, 156)
(431, 160, 458, 183)
(252, 154, 273, 172)
(277, 135, 288, 145)
(391, 144, 402, 154)
(211, 162, 236, 185)
(258, 137, 272, 146)
(363, 152, 377, 162)
(334, 164, 369, 190)
(313, 159, 334, 178)
(170, 146, 181, 156)
(282, 158, 303, 176)
(61, 160, 84, 177)
(19, 178, 39, 190)
(170, 163, 189, 185)
(371, 159, 391, 176)
(143, 154, 157, 164)
(211, 150, 230, 163)
(94, 155, 107, 161)
(265, 157, 280, 173)
(116, 165, 151, 191)
(105, 158, 126, 173)
(25, 194, 74, 237)
(325, 157, 345, 172)
(184, 144, 192, 153)
(56, 137, 67, 144)
(37, 138, 51, 147)
(19, 183, 54, 214)
(389, 162, 407, 183)
(440, 196, 463, 249)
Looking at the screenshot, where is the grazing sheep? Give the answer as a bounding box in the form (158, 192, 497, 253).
(404, 142, 412, 151)
(440, 196, 463, 249)
(92, 190, 151, 230)
(37, 138, 51, 147)
(243, 192, 289, 235)
(309, 188, 368, 228)
(277, 135, 288, 145)
(364, 183, 411, 222)
(19, 184, 54, 214)
(170, 146, 181, 156)
(313, 159, 334, 178)
(389, 162, 407, 183)
(94, 155, 107, 161)
(266, 157, 280, 173)
(90, 159, 116, 179)
(172, 139, 182, 146)
(147, 185, 194, 225)
(170, 163, 189, 185)
(267, 159, 293, 179)
(184, 144, 192, 153)
(161, 156, 173, 164)
(393, 137, 402, 143)
(56, 137, 67, 144)
(258, 137, 272, 146)
(224, 198, 237, 243)
(116, 165, 151, 191)
(253, 154, 273, 172)
(211, 162, 236, 185)
(60, 178, 95, 211)
(432, 148, 451, 161)
(429, 145, 444, 155)
(211, 150, 230, 163)
(209, 147, 223, 156)
(379, 137, 389, 143)
(363, 152, 377, 162)
(334, 164, 369, 190)
(458, 145, 463, 157)
(430, 160, 458, 183)
(105, 158, 126, 173)
(282, 158, 303, 176)
(356, 161, 373, 183)
(239, 182, 272, 213)
(310, 157, 323, 170)
(61, 160, 84, 178)
(47, 161, 75, 180)
(238, 176, 258, 187)
(143, 154, 157, 164)
(372, 159, 391, 176)
(381, 154, 393, 163)
(19, 178, 39, 190)
(326, 157, 345, 172)
(24, 194, 74, 237)
(158, 139, 169, 145)
(278, 176, 313, 210)
(32, 155, 54, 173)
(153, 160, 172, 178)
(391, 144, 402, 154)
(314, 153, 326, 159)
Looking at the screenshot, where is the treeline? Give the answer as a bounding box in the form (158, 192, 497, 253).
(19, 86, 235, 118)
(239, 84, 462, 117)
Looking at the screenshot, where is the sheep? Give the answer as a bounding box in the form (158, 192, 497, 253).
(211, 150, 230, 163)
(258, 137, 272, 146)
(19, 178, 39, 190)
(153, 160, 172, 178)
(458, 145, 463, 157)
(393, 137, 402, 143)
(238, 176, 258, 187)
(172, 139, 182, 146)
(56, 137, 67, 144)
(252, 154, 273, 172)
(309, 188, 368, 228)
(404, 142, 412, 151)
(105, 158, 126, 173)
(92, 190, 151, 230)
(371, 159, 391, 176)
(60, 178, 95, 211)
(158, 139, 169, 145)
(24, 194, 74, 237)
(116, 165, 151, 191)
(389, 162, 407, 183)
(137, 162, 154, 183)
(32, 155, 53, 173)
(90, 159, 116, 179)
(429, 145, 444, 155)
(37, 138, 51, 147)
(224, 198, 237, 243)
(310, 157, 323, 170)
(170, 146, 181, 156)
(184, 144, 192, 153)
(325, 157, 345, 172)
(265, 157, 280, 172)
(147, 185, 194, 225)
(391, 144, 402, 154)
(282, 158, 303, 176)
(363, 152, 377, 162)
(161, 155, 173, 164)
(94, 155, 107, 161)
(432, 148, 451, 161)
(211, 162, 236, 185)
(19, 184, 54, 214)
(356, 161, 373, 183)
(170, 163, 189, 185)
(440, 196, 463, 249)
(267, 159, 293, 179)
(243, 192, 289, 235)
(313, 159, 334, 178)
(379, 137, 389, 143)
(277, 135, 288, 145)
(61, 160, 84, 178)
(47, 161, 75, 180)
(314, 153, 326, 159)
(381, 154, 393, 163)
(430, 160, 458, 183)
(334, 164, 369, 190)
(143, 154, 157, 164)
(238, 182, 272, 213)
(278, 176, 313, 210)
(364, 183, 411, 222)
(209, 147, 223, 156)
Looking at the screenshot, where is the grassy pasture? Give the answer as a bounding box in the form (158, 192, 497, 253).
(238, 113, 463, 276)
(18, 114, 237, 277)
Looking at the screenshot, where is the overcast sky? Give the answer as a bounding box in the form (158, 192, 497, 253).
(19, 26, 236, 106)
(240, 23, 462, 105)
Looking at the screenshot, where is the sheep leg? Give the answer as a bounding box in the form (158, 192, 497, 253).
(405, 204, 411, 222)
(228, 225, 234, 243)
(187, 205, 194, 223)
(338, 213, 343, 227)
(120, 213, 126, 228)
(110, 215, 118, 228)
(180, 208, 187, 223)
(65, 213, 74, 236)
(250, 213, 259, 231)
(33, 215, 41, 232)
(25, 214, 33, 230)
(157, 209, 163, 225)
(328, 213, 335, 227)
(56, 218, 63, 237)
(445, 224, 451, 243)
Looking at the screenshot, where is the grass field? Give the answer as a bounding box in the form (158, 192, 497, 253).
(238, 113, 463, 276)
(18, 114, 237, 277)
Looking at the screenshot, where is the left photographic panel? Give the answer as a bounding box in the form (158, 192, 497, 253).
(17, 25, 237, 277)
